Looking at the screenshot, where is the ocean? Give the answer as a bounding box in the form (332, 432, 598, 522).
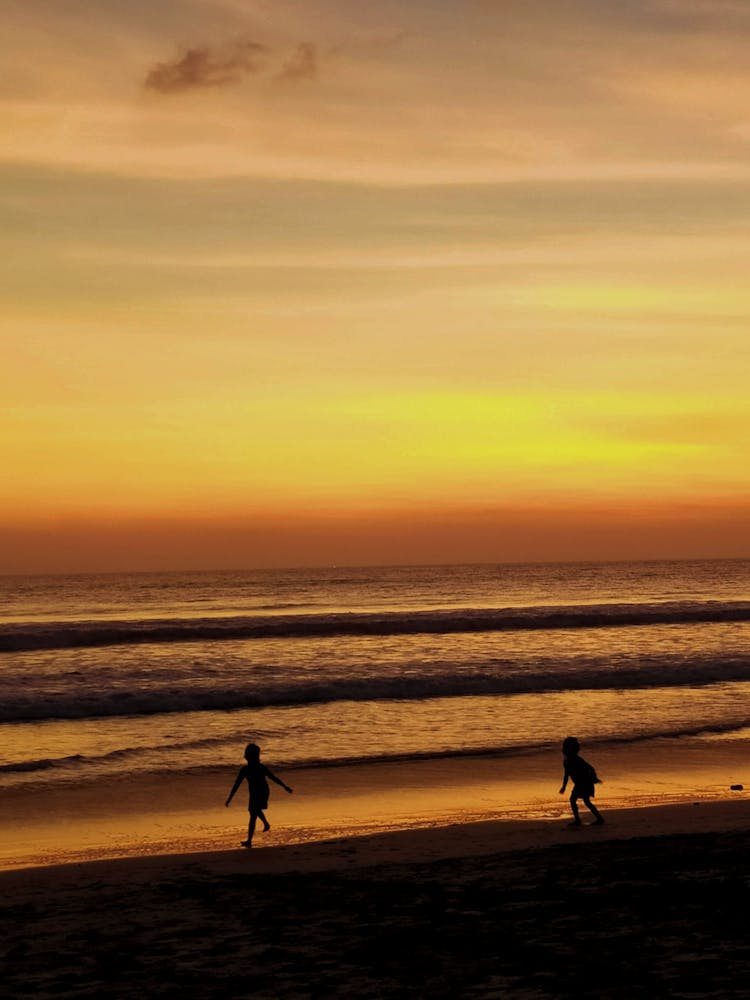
(2, 559, 750, 866)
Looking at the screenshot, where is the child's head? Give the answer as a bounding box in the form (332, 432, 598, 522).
(562, 736, 580, 757)
(244, 743, 261, 763)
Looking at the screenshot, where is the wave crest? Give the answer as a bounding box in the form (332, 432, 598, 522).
(2, 655, 750, 722)
(3, 600, 750, 653)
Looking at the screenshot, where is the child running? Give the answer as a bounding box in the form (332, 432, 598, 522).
(559, 736, 604, 827)
(225, 743, 293, 847)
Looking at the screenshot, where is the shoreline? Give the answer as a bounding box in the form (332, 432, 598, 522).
(3, 736, 749, 871)
(5, 798, 750, 885)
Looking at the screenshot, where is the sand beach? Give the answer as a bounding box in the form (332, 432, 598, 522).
(3, 563, 750, 996)
(3, 799, 750, 998)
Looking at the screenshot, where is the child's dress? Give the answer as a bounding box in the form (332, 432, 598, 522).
(564, 755, 599, 798)
(243, 762, 271, 812)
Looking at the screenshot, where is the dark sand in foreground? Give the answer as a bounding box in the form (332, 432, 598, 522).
(3, 800, 750, 998)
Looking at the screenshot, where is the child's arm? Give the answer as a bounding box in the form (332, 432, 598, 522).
(225, 767, 245, 807)
(559, 762, 569, 795)
(266, 768, 293, 794)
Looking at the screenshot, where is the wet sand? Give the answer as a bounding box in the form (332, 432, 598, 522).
(3, 800, 750, 998)
(3, 734, 748, 871)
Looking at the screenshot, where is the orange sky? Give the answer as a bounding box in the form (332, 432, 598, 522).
(2, 0, 749, 572)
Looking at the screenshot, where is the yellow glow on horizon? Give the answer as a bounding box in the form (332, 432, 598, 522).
(529, 283, 750, 315)
(3, 387, 747, 520)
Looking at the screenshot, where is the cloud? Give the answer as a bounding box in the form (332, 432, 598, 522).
(6, 1, 750, 183)
(144, 40, 267, 93)
(145, 39, 321, 93)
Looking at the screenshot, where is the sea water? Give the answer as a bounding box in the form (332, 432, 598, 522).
(2, 559, 749, 798)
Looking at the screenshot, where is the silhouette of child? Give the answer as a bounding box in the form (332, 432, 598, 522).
(225, 743, 293, 847)
(559, 736, 604, 827)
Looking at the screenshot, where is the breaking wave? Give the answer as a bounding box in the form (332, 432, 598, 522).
(2, 653, 750, 722)
(3, 600, 750, 653)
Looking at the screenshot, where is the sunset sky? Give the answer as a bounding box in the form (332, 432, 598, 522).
(2, 0, 749, 572)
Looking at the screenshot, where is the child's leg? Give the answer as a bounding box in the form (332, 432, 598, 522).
(242, 812, 258, 846)
(582, 796, 604, 824)
(569, 793, 581, 825)
(257, 809, 270, 832)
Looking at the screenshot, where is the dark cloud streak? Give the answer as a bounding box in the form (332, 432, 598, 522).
(144, 40, 267, 93)
(145, 40, 324, 94)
